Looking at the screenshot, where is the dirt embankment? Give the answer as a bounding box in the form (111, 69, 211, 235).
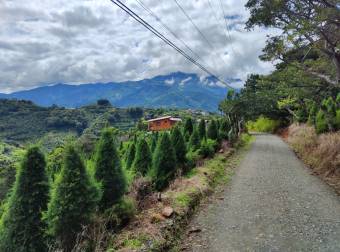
(282, 123, 340, 194)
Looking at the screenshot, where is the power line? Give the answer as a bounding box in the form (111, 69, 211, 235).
(134, 0, 203, 63)
(206, 0, 230, 46)
(109, 0, 233, 89)
(172, 0, 215, 50)
(217, 0, 236, 54)
(171, 0, 229, 71)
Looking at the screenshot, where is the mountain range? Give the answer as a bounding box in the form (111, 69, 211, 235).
(0, 72, 240, 111)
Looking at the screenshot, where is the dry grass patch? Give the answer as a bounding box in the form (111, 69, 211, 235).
(286, 124, 340, 193)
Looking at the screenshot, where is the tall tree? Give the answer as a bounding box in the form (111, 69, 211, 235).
(94, 128, 126, 209)
(0, 147, 49, 252)
(151, 133, 177, 191)
(245, 0, 340, 85)
(45, 145, 98, 252)
(171, 127, 187, 165)
(189, 127, 201, 151)
(198, 119, 206, 140)
(183, 118, 194, 136)
(125, 142, 136, 169)
(132, 138, 152, 176)
(207, 120, 218, 140)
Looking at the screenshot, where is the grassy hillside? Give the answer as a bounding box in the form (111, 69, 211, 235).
(0, 99, 144, 143)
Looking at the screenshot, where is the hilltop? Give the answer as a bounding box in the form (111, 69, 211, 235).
(0, 72, 239, 112)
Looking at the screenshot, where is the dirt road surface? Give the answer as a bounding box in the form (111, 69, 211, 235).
(182, 134, 340, 252)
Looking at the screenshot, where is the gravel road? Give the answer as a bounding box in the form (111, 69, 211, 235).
(182, 134, 340, 252)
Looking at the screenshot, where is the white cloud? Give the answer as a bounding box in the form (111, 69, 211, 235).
(0, 0, 277, 93)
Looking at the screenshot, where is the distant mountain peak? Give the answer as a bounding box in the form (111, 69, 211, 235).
(0, 72, 240, 111)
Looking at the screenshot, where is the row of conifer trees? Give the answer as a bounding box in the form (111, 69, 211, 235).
(0, 116, 236, 251)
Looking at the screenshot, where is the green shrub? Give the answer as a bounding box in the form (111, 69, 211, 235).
(0, 147, 49, 252)
(199, 139, 216, 158)
(207, 119, 219, 140)
(125, 143, 136, 169)
(171, 127, 187, 165)
(198, 119, 206, 140)
(94, 128, 126, 210)
(336, 110, 340, 130)
(47, 146, 64, 181)
(132, 138, 152, 176)
(307, 103, 318, 126)
(246, 116, 280, 133)
(183, 118, 194, 139)
(45, 145, 99, 252)
(151, 133, 177, 191)
(219, 118, 230, 140)
(315, 109, 328, 134)
(185, 150, 201, 171)
(189, 128, 201, 151)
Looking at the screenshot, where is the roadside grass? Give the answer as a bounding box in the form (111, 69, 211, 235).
(285, 123, 340, 194)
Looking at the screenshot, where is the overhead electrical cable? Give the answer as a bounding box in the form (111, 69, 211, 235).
(171, 0, 229, 68)
(134, 0, 203, 63)
(217, 0, 236, 54)
(172, 0, 215, 50)
(206, 0, 230, 46)
(109, 0, 234, 89)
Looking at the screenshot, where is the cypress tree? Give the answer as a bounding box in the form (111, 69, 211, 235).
(219, 118, 230, 140)
(45, 145, 98, 252)
(152, 133, 177, 191)
(207, 120, 218, 140)
(0, 147, 49, 252)
(184, 118, 194, 137)
(150, 133, 158, 152)
(189, 127, 201, 151)
(198, 119, 206, 140)
(125, 142, 136, 169)
(132, 138, 152, 176)
(94, 128, 126, 209)
(171, 126, 186, 165)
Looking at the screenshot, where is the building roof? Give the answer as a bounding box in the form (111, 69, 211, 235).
(147, 116, 182, 122)
(147, 116, 172, 122)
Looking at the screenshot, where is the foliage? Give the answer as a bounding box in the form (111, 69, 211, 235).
(183, 118, 194, 137)
(245, 0, 340, 84)
(0, 99, 145, 143)
(45, 145, 99, 252)
(246, 116, 280, 133)
(219, 118, 230, 140)
(171, 127, 187, 166)
(0, 147, 49, 252)
(199, 139, 216, 158)
(198, 119, 206, 140)
(132, 138, 152, 176)
(315, 110, 328, 134)
(47, 146, 64, 181)
(207, 119, 218, 140)
(189, 128, 201, 151)
(125, 143, 136, 170)
(94, 128, 126, 210)
(151, 133, 177, 191)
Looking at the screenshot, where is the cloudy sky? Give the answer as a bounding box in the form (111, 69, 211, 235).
(0, 0, 276, 93)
